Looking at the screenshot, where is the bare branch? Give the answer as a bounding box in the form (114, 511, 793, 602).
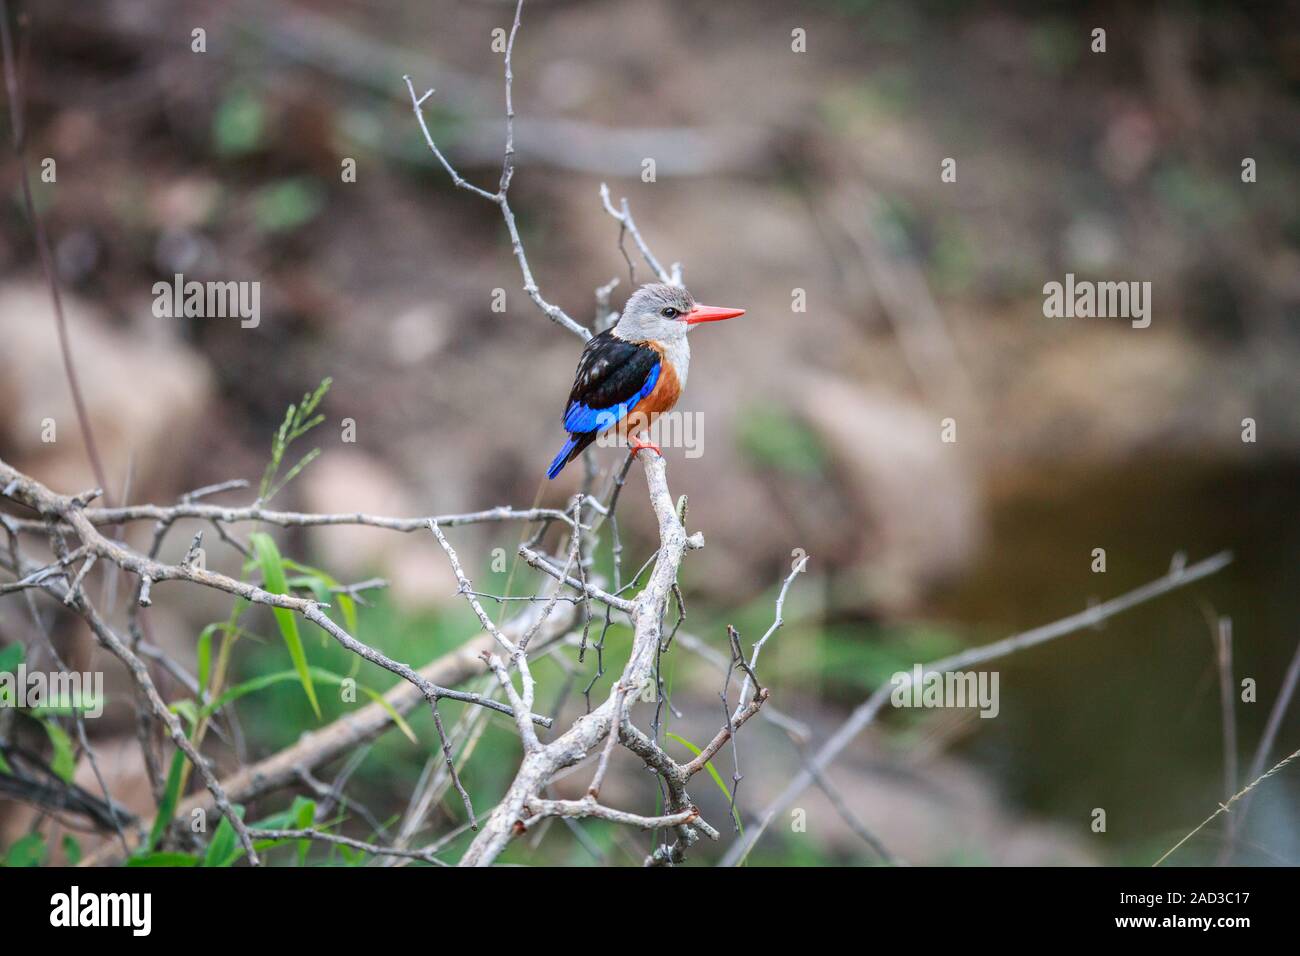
(7, 501, 580, 536)
(247, 828, 449, 867)
(517, 544, 635, 614)
(732, 554, 807, 721)
(429, 520, 516, 657)
(0, 458, 550, 729)
(458, 453, 691, 866)
(402, 1, 591, 342)
(599, 183, 673, 285)
(523, 796, 712, 837)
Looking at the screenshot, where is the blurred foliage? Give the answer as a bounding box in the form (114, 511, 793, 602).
(212, 86, 266, 157)
(1151, 162, 1247, 228)
(929, 217, 979, 293)
(252, 178, 326, 234)
(1026, 18, 1082, 75)
(736, 404, 828, 476)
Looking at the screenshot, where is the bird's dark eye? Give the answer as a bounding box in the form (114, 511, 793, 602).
(660, 307, 679, 318)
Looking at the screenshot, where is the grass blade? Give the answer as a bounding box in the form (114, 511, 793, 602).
(250, 532, 320, 718)
(666, 731, 743, 833)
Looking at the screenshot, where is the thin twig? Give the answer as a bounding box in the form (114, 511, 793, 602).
(247, 828, 448, 866)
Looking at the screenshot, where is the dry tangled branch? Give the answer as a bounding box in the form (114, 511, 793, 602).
(393, 0, 801, 865)
(0, 0, 1257, 875)
(0, 0, 796, 869)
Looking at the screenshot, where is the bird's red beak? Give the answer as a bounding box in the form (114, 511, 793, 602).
(685, 303, 746, 325)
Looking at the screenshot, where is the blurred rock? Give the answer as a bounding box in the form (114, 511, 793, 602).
(297, 449, 458, 610)
(55, 229, 102, 286)
(779, 743, 1098, 865)
(1062, 217, 1122, 273)
(147, 176, 220, 231)
(386, 302, 452, 368)
(0, 282, 213, 499)
(994, 328, 1219, 466)
(799, 379, 981, 612)
(1097, 107, 1159, 184)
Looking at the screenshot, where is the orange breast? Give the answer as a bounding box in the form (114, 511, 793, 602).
(616, 350, 681, 438)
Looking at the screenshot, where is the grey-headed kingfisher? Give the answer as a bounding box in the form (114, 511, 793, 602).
(547, 283, 745, 478)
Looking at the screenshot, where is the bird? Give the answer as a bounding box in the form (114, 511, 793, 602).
(547, 283, 745, 479)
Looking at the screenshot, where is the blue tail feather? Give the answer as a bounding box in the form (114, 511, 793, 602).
(547, 437, 579, 480)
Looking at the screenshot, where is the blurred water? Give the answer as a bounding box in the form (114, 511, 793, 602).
(934, 460, 1300, 863)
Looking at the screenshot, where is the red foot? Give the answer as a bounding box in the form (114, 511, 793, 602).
(629, 437, 662, 458)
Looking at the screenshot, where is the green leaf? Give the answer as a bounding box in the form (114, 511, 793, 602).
(198, 667, 416, 744)
(62, 834, 82, 865)
(0, 751, 11, 775)
(201, 666, 351, 716)
(292, 796, 316, 866)
(202, 806, 246, 867)
(249, 533, 320, 718)
(736, 405, 828, 476)
(43, 720, 76, 783)
(336, 844, 365, 865)
(337, 593, 358, 638)
(247, 797, 322, 863)
(200, 667, 344, 716)
(3, 833, 46, 867)
(250, 808, 293, 830)
(127, 852, 200, 867)
(170, 698, 199, 730)
(147, 749, 187, 853)
(0, 642, 24, 673)
(250, 836, 295, 854)
(361, 688, 418, 745)
(252, 177, 324, 234)
(285, 572, 335, 648)
(285, 559, 360, 654)
(665, 732, 743, 833)
(286, 574, 331, 603)
(196, 623, 217, 691)
(201, 669, 302, 716)
(212, 87, 265, 156)
(0, 643, 21, 708)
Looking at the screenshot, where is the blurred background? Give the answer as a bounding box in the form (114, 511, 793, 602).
(1, 0, 1298, 866)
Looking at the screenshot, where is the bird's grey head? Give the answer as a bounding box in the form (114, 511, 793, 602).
(613, 283, 696, 343)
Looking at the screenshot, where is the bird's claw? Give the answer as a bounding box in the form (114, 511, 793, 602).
(629, 437, 662, 458)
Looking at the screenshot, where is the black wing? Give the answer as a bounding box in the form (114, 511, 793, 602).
(561, 330, 661, 434)
(545, 331, 661, 479)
